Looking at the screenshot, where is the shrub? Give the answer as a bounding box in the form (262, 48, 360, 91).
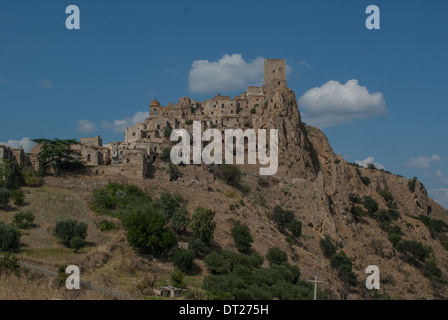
(218, 164, 241, 187)
(171, 248, 196, 273)
(362, 196, 378, 216)
(240, 184, 251, 196)
(0, 253, 20, 274)
(54, 219, 88, 248)
(171, 269, 185, 288)
(417, 215, 448, 239)
(13, 211, 35, 229)
(266, 247, 287, 265)
(250, 108, 256, 114)
(330, 251, 357, 285)
(169, 163, 181, 181)
(160, 147, 171, 162)
(350, 206, 366, 218)
(349, 193, 362, 204)
(360, 176, 371, 186)
(231, 224, 254, 253)
(99, 220, 118, 231)
(188, 236, 209, 258)
(22, 170, 43, 187)
(320, 235, 337, 259)
(0, 188, 11, 208)
(185, 119, 193, 125)
(408, 177, 418, 192)
(423, 259, 443, 281)
(272, 205, 294, 231)
(205, 250, 263, 275)
(70, 236, 85, 253)
(11, 190, 25, 206)
(367, 163, 377, 170)
(287, 219, 302, 238)
(122, 208, 177, 256)
(379, 189, 394, 203)
(0, 223, 20, 251)
(396, 240, 431, 265)
(189, 207, 216, 245)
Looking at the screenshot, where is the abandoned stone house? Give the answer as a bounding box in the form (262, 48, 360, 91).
(28, 59, 288, 177)
(0, 144, 33, 170)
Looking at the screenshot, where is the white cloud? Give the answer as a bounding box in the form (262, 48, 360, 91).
(299, 61, 312, 69)
(40, 79, 53, 89)
(0, 137, 35, 153)
(77, 120, 97, 134)
(429, 188, 448, 209)
(299, 79, 386, 128)
(355, 156, 385, 170)
(188, 54, 265, 94)
(405, 154, 441, 169)
(435, 170, 448, 184)
(102, 111, 148, 133)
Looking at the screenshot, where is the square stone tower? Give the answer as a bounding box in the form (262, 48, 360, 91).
(264, 59, 287, 89)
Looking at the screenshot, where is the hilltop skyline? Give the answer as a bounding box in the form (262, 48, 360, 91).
(0, 1, 447, 207)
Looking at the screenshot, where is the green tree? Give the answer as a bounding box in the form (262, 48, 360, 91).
(272, 205, 294, 231)
(189, 207, 216, 245)
(169, 163, 181, 181)
(32, 138, 80, 175)
(218, 164, 241, 186)
(0, 222, 20, 251)
(171, 248, 196, 273)
(171, 269, 185, 288)
(54, 219, 87, 247)
(160, 147, 171, 162)
(0, 159, 15, 187)
(122, 208, 177, 256)
(287, 219, 302, 238)
(231, 224, 254, 253)
(396, 240, 431, 265)
(266, 247, 287, 265)
(0, 188, 12, 208)
(362, 196, 378, 216)
(13, 211, 35, 229)
(11, 190, 25, 206)
(188, 236, 209, 258)
(320, 235, 337, 259)
(70, 236, 85, 253)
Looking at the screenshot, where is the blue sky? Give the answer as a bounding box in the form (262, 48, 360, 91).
(1, 0, 447, 208)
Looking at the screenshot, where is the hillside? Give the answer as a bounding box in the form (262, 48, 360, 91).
(1, 87, 447, 300)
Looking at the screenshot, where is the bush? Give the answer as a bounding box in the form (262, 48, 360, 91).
(408, 177, 418, 192)
(330, 251, 357, 285)
(99, 220, 118, 231)
(0, 188, 11, 208)
(171, 269, 185, 288)
(417, 215, 448, 239)
(423, 259, 443, 281)
(231, 224, 254, 253)
(205, 250, 264, 275)
(349, 193, 362, 204)
(362, 196, 378, 216)
(163, 127, 172, 138)
(171, 248, 195, 272)
(11, 190, 25, 206)
(367, 163, 377, 170)
(54, 219, 87, 248)
(266, 247, 287, 265)
(189, 207, 216, 245)
(396, 240, 431, 265)
(171, 248, 196, 273)
(13, 211, 35, 229)
(320, 235, 337, 259)
(122, 208, 177, 256)
(188, 236, 209, 258)
(169, 163, 181, 181)
(379, 189, 394, 203)
(350, 206, 366, 218)
(22, 170, 43, 187)
(218, 164, 242, 187)
(360, 176, 371, 186)
(70, 236, 85, 253)
(0, 223, 20, 251)
(272, 205, 294, 231)
(0, 253, 20, 274)
(250, 108, 256, 114)
(160, 147, 171, 162)
(185, 119, 194, 125)
(287, 219, 302, 238)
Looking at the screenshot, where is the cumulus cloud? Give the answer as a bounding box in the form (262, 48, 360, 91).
(405, 154, 441, 169)
(77, 120, 97, 134)
(435, 170, 448, 184)
(298, 79, 386, 128)
(40, 79, 53, 89)
(102, 111, 148, 133)
(188, 54, 265, 94)
(0, 137, 35, 153)
(355, 156, 385, 170)
(429, 188, 448, 209)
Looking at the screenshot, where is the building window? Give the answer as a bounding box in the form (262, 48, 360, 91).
(273, 70, 275, 73)
(231, 110, 233, 114)
(278, 81, 281, 85)
(86, 154, 91, 162)
(222, 104, 224, 108)
(154, 109, 157, 114)
(157, 125, 160, 129)
(132, 132, 136, 136)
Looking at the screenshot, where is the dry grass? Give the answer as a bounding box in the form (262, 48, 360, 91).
(0, 271, 114, 300)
